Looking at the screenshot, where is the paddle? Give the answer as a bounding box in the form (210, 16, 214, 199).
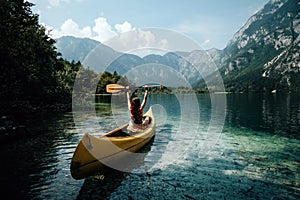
(106, 83, 162, 93)
(106, 84, 128, 93)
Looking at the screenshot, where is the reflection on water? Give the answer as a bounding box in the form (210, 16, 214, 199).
(226, 92, 300, 139)
(0, 93, 299, 199)
(0, 113, 83, 199)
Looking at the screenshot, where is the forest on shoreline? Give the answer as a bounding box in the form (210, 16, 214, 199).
(0, 0, 125, 141)
(0, 1, 127, 115)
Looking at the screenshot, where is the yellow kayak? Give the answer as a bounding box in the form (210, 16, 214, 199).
(70, 107, 155, 180)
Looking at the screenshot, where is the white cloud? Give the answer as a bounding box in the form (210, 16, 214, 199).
(50, 19, 92, 38)
(50, 17, 136, 43)
(104, 29, 170, 55)
(49, 0, 60, 7)
(49, 17, 176, 55)
(115, 21, 135, 33)
(201, 39, 210, 47)
(48, 0, 84, 7)
(92, 17, 117, 42)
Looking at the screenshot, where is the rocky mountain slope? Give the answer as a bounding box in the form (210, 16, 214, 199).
(218, 0, 300, 92)
(55, 36, 100, 62)
(55, 37, 213, 86)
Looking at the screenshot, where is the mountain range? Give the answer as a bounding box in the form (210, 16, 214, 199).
(218, 0, 300, 92)
(55, 0, 300, 92)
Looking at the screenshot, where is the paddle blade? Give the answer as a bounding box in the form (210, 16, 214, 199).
(106, 84, 126, 93)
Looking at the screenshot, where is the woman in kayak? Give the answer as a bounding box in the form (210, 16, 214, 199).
(127, 90, 150, 132)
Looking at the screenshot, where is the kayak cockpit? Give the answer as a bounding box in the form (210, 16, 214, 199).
(106, 128, 131, 137)
(105, 116, 152, 137)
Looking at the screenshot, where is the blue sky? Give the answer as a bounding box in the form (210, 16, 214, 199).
(30, 0, 270, 50)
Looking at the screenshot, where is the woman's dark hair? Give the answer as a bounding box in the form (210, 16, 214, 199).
(130, 97, 143, 124)
(131, 97, 141, 110)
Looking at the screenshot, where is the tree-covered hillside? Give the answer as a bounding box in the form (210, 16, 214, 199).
(1, 0, 73, 112)
(0, 0, 122, 116)
(0, 0, 124, 141)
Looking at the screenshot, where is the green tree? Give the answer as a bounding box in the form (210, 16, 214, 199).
(96, 71, 121, 93)
(0, 0, 60, 109)
(0, 0, 85, 114)
(55, 59, 82, 101)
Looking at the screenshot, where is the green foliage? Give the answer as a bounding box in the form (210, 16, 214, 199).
(0, 0, 127, 114)
(96, 71, 122, 93)
(55, 59, 82, 100)
(0, 0, 82, 113)
(73, 67, 98, 95)
(1, 0, 57, 100)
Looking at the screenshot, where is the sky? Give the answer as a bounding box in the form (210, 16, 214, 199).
(29, 0, 270, 50)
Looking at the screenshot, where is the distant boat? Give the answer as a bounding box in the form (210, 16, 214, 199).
(214, 91, 230, 94)
(271, 90, 277, 94)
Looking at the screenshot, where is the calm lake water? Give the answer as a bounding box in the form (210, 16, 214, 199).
(1, 93, 299, 199)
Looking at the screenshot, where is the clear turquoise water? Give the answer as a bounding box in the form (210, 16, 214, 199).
(0, 93, 299, 199)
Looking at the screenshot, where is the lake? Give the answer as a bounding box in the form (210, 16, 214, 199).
(0, 93, 299, 199)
